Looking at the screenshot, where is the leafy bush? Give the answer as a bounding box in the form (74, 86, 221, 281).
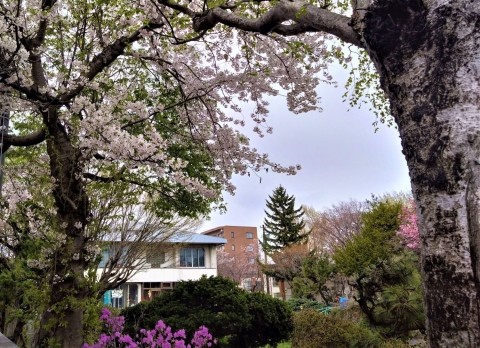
(122, 276, 292, 347)
(292, 309, 382, 348)
(379, 339, 410, 348)
(332, 199, 424, 337)
(240, 292, 293, 347)
(286, 297, 328, 312)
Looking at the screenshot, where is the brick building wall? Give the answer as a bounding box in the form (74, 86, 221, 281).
(202, 226, 262, 291)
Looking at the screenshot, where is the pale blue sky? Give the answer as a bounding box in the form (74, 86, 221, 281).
(197, 67, 412, 232)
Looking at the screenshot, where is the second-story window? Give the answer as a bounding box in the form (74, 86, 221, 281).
(246, 232, 253, 239)
(180, 247, 205, 267)
(231, 231, 235, 238)
(98, 249, 110, 268)
(99, 246, 128, 268)
(146, 247, 166, 268)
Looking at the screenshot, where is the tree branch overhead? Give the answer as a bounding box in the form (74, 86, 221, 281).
(159, 0, 363, 47)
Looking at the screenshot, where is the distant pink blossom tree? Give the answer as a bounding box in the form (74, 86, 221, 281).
(397, 201, 420, 250)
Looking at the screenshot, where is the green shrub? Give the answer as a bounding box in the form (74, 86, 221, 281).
(240, 292, 293, 347)
(292, 309, 382, 348)
(379, 339, 410, 348)
(122, 276, 292, 348)
(286, 297, 327, 312)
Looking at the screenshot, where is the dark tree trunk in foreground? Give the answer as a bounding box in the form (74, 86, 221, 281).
(358, 1, 480, 345)
(34, 106, 91, 348)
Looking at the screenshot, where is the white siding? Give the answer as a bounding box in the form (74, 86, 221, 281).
(129, 267, 218, 283)
(97, 244, 219, 283)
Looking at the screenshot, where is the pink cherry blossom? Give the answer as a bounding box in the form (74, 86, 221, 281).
(397, 200, 420, 250)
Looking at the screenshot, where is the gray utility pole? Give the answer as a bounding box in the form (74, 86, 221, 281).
(261, 225, 271, 295)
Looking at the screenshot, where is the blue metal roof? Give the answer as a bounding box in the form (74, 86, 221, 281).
(168, 231, 227, 245)
(102, 231, 227, 244)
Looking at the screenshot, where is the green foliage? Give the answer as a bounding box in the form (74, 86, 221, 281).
(0, 254, 49, 345)
(122, 276, 292, 348)
(261, 185, 308, 253)
(333, 199, 402, 277)
(240, 291, 293, 348)
(286, 297, 328, 312)
(379, 340, 410, 348)
(291, 253, 337, 304)
(292, 308, 382, 348)
(123, 276, 250, 342)
(82, 294, 106, 345)
(332, 199, 424, 336)
(328, 44, 391, 131)
(373, 253, 425, 337)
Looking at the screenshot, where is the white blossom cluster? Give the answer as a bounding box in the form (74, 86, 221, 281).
(0, 0, 330, 262)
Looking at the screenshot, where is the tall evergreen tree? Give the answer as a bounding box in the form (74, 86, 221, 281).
(261, 186, 307, 254)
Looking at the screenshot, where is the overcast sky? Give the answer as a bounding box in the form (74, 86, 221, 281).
(197, 65, 412, 233)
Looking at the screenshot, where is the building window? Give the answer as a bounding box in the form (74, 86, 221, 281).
(246, 232, 253, 239)
(246, 244, 254, 252)
(98, 247, 128, 268)
(143, 282, 174, 300)
(98, 249, 110, 268)
(146, 247, 165, 268)
(231, 231, 235, 238)
(248, 258, 255, 264)
(103, 283, 139, 309)
(242, 278, 253, 291)
(232, 244, 235, 251)
(180, 247, 205, 267)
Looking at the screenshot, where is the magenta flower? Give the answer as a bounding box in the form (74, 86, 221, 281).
(84, 308, 216, 348)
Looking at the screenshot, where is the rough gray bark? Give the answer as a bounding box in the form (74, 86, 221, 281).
(168, 0, 480, 345)
(360, 1, 480, 345)
(33, 106, 91, 348)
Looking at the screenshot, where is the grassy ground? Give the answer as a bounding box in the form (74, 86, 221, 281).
(262, 342, 291, 348)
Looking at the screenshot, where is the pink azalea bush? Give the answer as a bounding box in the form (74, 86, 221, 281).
(397, 200, 420, 250)
(83, 308, 216, 348)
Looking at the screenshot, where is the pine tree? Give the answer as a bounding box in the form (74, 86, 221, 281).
(261, 186, 307, 254)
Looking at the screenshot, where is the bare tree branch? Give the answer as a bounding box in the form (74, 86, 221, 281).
(93, 205, 199, 292)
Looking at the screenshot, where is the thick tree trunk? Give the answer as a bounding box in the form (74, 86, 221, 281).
(359, 0, 480, 346)
(35, 106, 91, 348)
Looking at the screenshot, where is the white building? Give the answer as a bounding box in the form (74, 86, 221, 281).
(99, 232, 226, 308)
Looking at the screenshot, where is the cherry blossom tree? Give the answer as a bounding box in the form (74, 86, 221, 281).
(0, 0, 311, 345)
(216, 245, 261, 291)
(153, 0, 480, 345)
(1, 0, 479, 346)
(397, 200, 420, 251)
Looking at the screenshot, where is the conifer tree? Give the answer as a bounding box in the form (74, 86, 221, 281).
(261, 186, 307, 254)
